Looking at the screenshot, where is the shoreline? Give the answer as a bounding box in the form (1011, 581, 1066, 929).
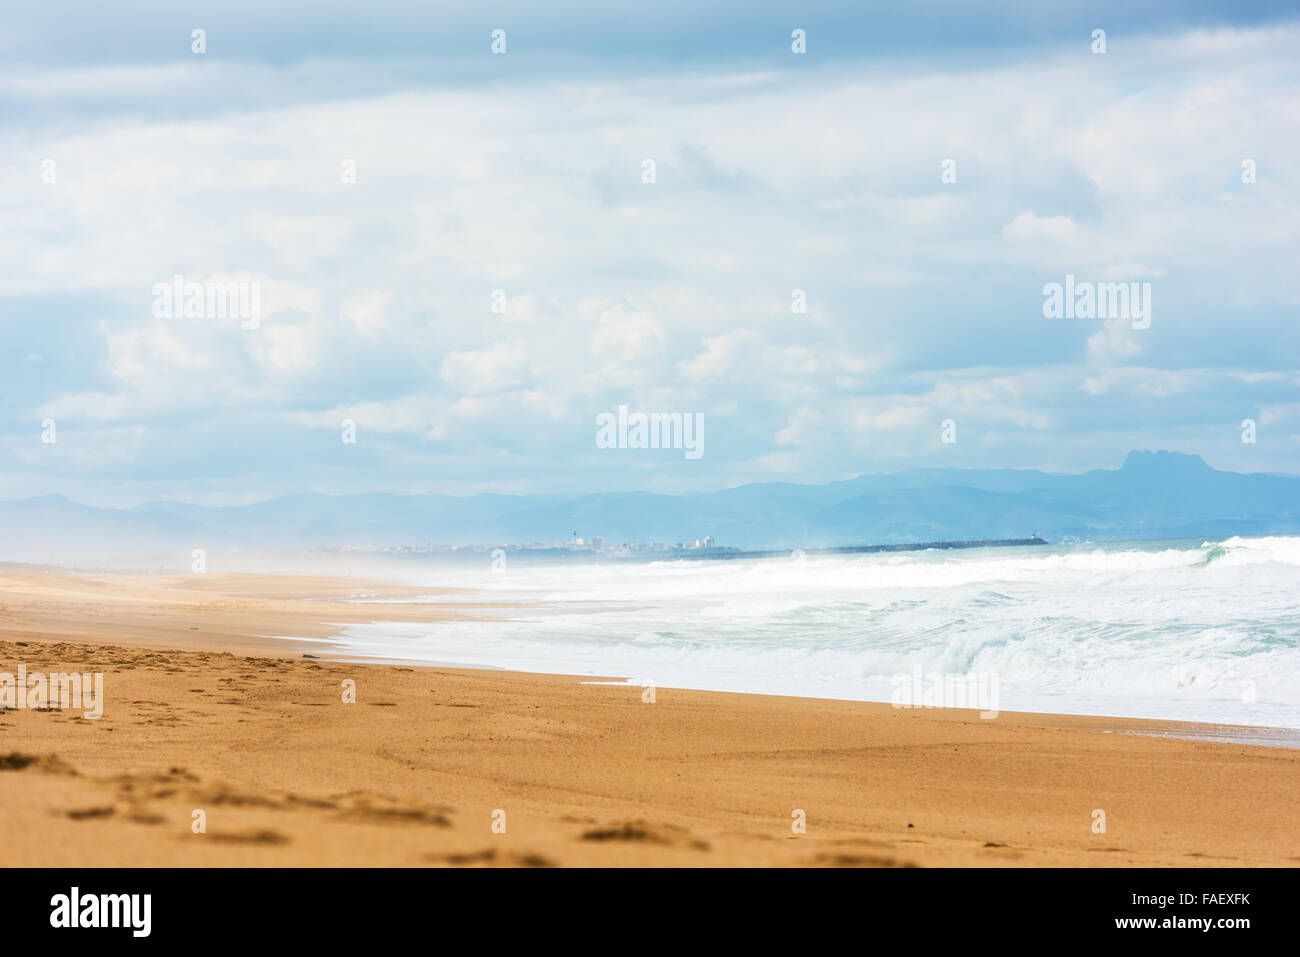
(292, 648, 1300, 749)
(7, 566, 1289, 738)
(3, 570, 1300, 866)
(4, 566, 1295, 742)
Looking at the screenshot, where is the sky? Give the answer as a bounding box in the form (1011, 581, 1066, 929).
(3, 1, 1299, 506)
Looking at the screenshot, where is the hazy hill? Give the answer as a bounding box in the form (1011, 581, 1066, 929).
(2, 451, 1297, 562)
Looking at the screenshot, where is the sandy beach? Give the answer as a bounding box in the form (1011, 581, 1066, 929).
(2, 568, 1298, 867)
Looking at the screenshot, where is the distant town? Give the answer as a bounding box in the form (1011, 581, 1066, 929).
(326, 534, 1049, 562)
(333, 535, 735, 557)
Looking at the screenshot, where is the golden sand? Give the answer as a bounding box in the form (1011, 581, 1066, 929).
(2, 570, 1298, 866)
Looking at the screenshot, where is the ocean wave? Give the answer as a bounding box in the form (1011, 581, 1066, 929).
(326, 537, 1300, 727)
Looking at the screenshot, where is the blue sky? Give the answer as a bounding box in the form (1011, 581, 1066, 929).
(3, 1, 1299, 506)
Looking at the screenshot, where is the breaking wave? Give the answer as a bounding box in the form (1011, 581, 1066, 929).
(318, 537, 1300, 728)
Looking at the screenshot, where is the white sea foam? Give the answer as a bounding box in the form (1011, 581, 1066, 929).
(315, 537, 1300, 728)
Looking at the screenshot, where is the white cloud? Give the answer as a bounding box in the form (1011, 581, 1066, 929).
(6, 20, 1300, 497)
(1087, 317, 1145, 364)
(678, 330, 758, 382)
(1002, 210, 1079, 243)
(342, 291, 391, 337)
(440, 341, 531, 395)
(586, 298, 666, 362)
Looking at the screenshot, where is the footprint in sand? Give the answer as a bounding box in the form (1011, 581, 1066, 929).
(207, 829, 290, 845)
(580, 820, 709, 851)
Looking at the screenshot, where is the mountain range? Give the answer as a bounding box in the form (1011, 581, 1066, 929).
(2, 450, 1298, 563)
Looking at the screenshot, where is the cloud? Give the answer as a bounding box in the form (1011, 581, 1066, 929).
(585, 298, 667, 362)
(678, 330, 758, 382)
(1087, 317, 1146, 364)
(1002, 210, 1079, 243)
(440, 342, 532, 395)
(4, 16, 1300, 504)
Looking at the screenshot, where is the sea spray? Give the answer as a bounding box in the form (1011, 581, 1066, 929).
(304, 537, 1300, 728)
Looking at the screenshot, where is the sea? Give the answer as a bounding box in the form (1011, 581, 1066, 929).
(301, 535, 1300, 731)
